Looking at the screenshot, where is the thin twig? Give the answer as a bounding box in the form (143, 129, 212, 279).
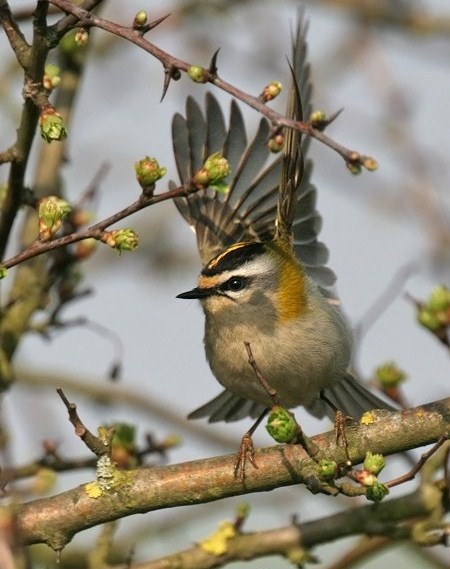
(386, 435, 448, 488)
(1, 183, 191, 268)
(56, 387, 111, 457)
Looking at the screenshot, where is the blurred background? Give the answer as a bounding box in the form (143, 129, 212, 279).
(1, 0, 450, 567)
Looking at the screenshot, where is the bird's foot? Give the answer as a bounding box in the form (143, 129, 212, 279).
(234, 432, 258, 482)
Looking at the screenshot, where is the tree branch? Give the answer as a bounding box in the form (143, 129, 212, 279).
(15, 397, 450, 550)
(125, 483, 446, 569)
(1, 183, 191, 269)
(47, 0, 376, 170)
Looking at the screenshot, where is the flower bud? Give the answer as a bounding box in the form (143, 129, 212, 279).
(375, 361, 407, 388)
(268, 133, 284, 153)
(193, 152, 230, 192)
(363, 451, 386, 475)
(135, 156, 167, 190)
(74, 28, 89, 46)
(187, 65, 208, 83)
(38, 196, 71, 241)
(39, 108, 67, 143)
(366, 481, 389, 502)
(266, 405, 298, 443)
(101, 229, 139, 252)
(354, 469, 377, 487)
(43, 64, 61, 91)
(0, 267, 7, 280)
(260, 81, 282, 102)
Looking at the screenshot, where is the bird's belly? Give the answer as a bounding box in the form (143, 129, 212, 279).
(204, 315, 351, 409)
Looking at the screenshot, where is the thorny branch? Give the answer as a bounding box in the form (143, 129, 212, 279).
(47, 0, 376, 171)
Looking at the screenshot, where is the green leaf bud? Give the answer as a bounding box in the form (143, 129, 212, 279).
(427, 285, 450, 312)
(102, 229, 139, 253)
(346, 160, 362, 175)
(187, 65, 208, 83)
(268, 133, 284, 153)
(266, 405, 298, 443)
(363, 451, 386, 475)
(39, 108, 67, 143)
(74, 28, 89, 46)
(366, 481, 389, 502)
(43, 64, 61, 90)
(375, 361, 407, 388)
(193, 152, 230, 192)
(134, 156, 167, 190)
(38, 196, 71, 241)
(310, 110, 327, 127)
(317, 459, 339, 480)
(417, 308, 442, 331)
(260, 81, 283, 102)
(133, 10, 148, 27)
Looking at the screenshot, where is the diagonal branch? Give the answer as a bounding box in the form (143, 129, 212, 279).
(1, 183, 191, 269)
(47, 0, 376, 170)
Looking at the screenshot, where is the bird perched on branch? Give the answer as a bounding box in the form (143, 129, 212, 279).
(172, 16, 391, 472)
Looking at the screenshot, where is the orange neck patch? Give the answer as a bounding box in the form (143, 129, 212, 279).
(276, 253, 307, 323)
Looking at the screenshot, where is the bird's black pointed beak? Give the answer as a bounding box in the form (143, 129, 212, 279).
(176, 287, 211, 299)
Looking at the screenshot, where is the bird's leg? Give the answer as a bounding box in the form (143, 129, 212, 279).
(244, 341, 279, 405)
(233, 343, 279, 482)
(320, 391, 353, 468)
(234, 408, 268, 481)
(242, 342, 320, 466)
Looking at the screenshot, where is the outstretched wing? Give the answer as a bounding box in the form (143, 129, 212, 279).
(171, 18, 335, 289)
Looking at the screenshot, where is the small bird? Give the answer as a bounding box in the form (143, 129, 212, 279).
(172, 18, 390, 461)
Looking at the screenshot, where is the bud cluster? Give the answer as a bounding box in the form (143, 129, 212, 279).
(43, 64, 61, 91)
(134, 156, 167, 192)
(38, 196, 72, 241)
(351, 451, 389, 502)
(265, 405, 299, 443)
(260, 81, 282, 102)
(39, 108, 67, 143)
(375, 361, 407, 389)
(416, 285, 450, 334)
(101, 229, 139, 253)
(193, 152, 230, 192)
(268, 133, 284, 154)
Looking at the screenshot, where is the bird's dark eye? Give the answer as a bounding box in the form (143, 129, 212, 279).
(227, 277, 245, 292)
